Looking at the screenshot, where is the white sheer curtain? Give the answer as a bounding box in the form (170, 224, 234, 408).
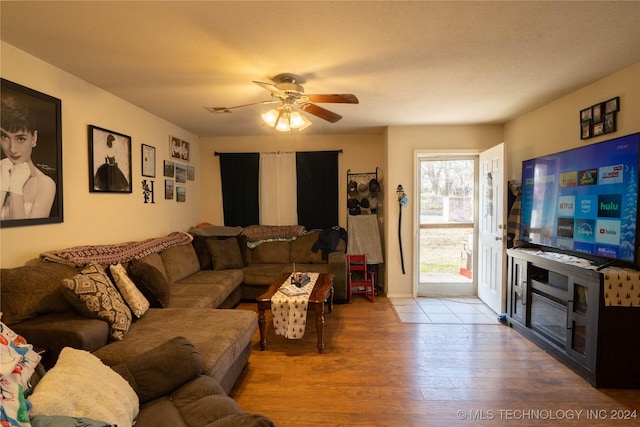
(259, 152, 298, 225)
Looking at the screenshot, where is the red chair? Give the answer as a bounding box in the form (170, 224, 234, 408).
(347, 254, 375, 303)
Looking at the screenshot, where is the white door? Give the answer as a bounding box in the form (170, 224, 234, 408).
(477, 143, 506, 314)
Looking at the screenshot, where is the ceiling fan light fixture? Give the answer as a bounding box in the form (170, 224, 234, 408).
(289, 111, 312, 130)
(261, 108, 280, 127)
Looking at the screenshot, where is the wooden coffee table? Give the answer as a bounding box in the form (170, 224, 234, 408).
(256, 272, 334, 353)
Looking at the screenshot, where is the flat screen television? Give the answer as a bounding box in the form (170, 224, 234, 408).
(519, 132, 640, 267)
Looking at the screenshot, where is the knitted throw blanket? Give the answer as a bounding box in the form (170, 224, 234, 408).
(40, 231, 193, 267)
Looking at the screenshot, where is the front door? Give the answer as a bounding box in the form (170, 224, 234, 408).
(477, 143, 506, 314)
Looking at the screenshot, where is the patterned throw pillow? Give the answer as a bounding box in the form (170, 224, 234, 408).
(109, 263, 150, 318)
(61, 263, 132, 340)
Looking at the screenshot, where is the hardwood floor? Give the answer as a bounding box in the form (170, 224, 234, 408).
(230, 296, 640, 426)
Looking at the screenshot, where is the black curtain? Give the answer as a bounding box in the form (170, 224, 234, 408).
(219, 153, 259, 226)
(296, 151, 339, 230)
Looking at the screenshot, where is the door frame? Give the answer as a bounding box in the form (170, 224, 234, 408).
(412, 150, 480, 297)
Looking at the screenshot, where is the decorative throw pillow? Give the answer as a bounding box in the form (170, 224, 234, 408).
(206, 237, 244, 270)
(109, 263, 150, 318)
(127, 259, 171, 307)
(61, 263, 132, 340)
(29, 347, 139, 427)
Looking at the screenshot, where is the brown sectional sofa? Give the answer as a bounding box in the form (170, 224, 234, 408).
(1, 237, 255, 394)
(190, 225, 348, 302)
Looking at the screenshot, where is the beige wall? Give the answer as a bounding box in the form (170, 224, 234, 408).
(198, 134, 384, 228)
(1, 42, 200, 267)
(505, 61, 640, 181)
(384, 125, 504, 297)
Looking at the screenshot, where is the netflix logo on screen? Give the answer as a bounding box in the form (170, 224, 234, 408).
(558, 196, 575, 217)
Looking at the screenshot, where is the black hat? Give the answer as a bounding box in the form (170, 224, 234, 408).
(360, 197, 370, 208)
(369, 179, 381, 197)
(347, 197, 361, 215)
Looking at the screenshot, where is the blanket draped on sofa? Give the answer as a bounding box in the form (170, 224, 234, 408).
(39, 232, 193, 267)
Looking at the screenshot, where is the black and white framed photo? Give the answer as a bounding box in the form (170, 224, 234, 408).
(187, 165, 195, 181)
(88, 125, 132, 193)
(604, 96, 620, 114)
(176, 186, 186, 202)
(165, 179, 174, 199)
(175, 163, 187, 183)
(141, 144, 155, 178)
(170, 135, 190, 161)
(603, 112, 616, 134)
(163, 160, 175, 178)
(1, 78, 63, 228)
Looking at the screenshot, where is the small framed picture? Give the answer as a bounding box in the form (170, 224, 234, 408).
(603, 112, 616, 134)
(163, 160, 175, 178)
(176, 186, 186, 202)
(580, 107, 592, 122)
(581, 121, 591, 140)
(170, 136, 190, 161)
(591, 103, 603, 123)
(141, 144, 155, 178)
(164, 179, 174, 199)
(175, 163, 187, 183)
(88, 125, 132, 193)
(592, 122, 604, 136)
(187, 165, 195, 181)
(604, 96, 619, 114)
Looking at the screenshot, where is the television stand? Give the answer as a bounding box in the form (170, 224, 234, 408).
(506, 247, 640, 388)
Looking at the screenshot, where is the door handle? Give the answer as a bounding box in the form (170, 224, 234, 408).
(495, 236, 502, 241)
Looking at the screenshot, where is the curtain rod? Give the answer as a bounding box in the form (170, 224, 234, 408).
(214, 149, 343, 156)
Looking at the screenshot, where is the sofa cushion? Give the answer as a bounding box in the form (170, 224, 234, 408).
(168, 269, 243, 309)
(92, 308, 257, 388)
(207, 238, 245, 270)
(251, 241, 290, 264)
(29, 347, 139, 427)
(160, 244, 201, 284)
(0, 262, 77, 325)
(290, 232, 323, 264)
(241, 264, 287, 286)
(61, 263, 132, 340)
(109, 263, 150, 318)
(30, 415, 114, 427)
(128, 259, 171, 308)
(111, 336, 203, 404)
(191, 235, 213, 270)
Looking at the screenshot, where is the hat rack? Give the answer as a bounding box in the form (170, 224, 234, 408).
(346, 167, 382, 217)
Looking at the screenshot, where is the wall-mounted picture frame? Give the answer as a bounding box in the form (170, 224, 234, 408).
(176, 186, 186, 202)
(580, 121, 591, 140)
(163, 160, 175, 178)
(580, 107, 592, 122)
(591, 103, 603, 123)
(88, 125, 132, 193)
(604, 96, 620, 114)
(165, 179, 174, 199)
(141, 144, 155, 178)
(187, 165, 195, 181)
(1, 78, 63, 228)
(603, 112, 616, 134)
(175, 163, 187, 183)
(170, 135, 190, 161)
(592, 122, 604, 137)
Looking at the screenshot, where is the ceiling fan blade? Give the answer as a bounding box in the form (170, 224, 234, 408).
(304, 94, 359, 104)
(253, 81, 285, 96)
(300, 103, 343, 123)
(205, 99, 277, 113)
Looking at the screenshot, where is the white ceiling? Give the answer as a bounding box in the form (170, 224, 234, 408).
(2, 1, 639, 137)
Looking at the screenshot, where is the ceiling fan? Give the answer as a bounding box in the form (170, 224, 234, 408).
(205, 75, 359, 131)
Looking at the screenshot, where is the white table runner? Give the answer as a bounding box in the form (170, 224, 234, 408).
(271, 273, 319, 339)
